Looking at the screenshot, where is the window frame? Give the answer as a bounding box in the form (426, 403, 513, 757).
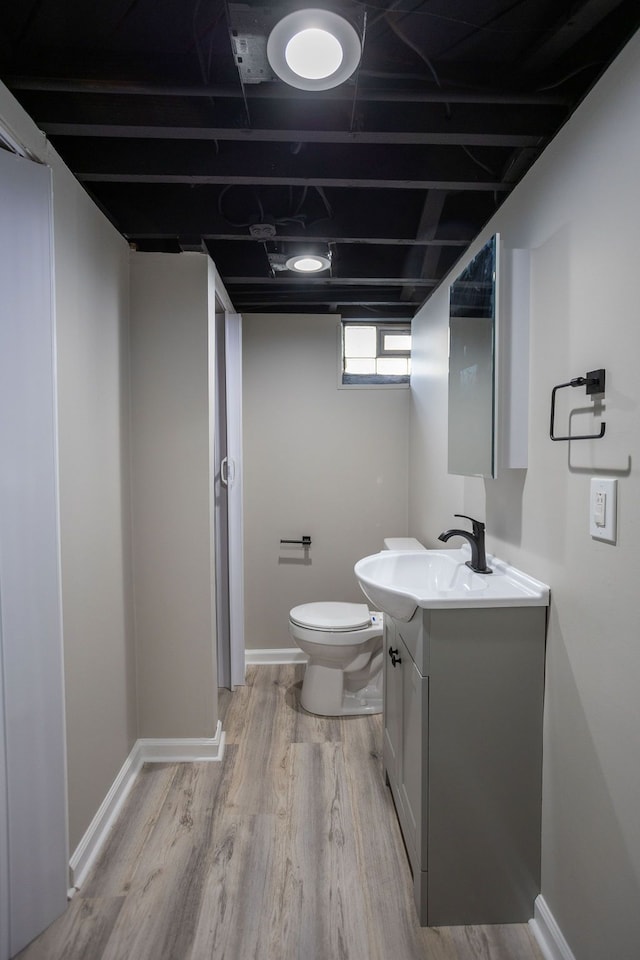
(338, 320, 412, 389)
(376, 325, 412, 359)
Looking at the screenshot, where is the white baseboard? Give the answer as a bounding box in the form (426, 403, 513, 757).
(69, 743, 144, 889)
(69, 721, 225, 889)
(529, 896, 577, 960)
(245, 647, 308, 665)
(137, 727, 226, 762)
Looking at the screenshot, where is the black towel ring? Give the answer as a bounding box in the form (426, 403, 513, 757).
(549, 369, 606, 441)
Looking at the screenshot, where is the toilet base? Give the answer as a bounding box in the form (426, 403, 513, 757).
(300, 688, 383, 717)
(300, 662, 382, 717)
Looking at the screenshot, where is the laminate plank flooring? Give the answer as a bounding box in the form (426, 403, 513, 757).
(16, 665, 544, 960)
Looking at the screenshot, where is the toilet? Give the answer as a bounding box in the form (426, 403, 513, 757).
(289, 601, 383, 717)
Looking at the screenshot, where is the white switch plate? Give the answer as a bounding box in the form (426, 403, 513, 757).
(589, 477, 617, 543)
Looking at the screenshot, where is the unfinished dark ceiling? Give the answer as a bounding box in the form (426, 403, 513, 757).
(1, 1, 638, 318)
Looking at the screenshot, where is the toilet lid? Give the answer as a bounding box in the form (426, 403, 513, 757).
(290, 602, 372, 632)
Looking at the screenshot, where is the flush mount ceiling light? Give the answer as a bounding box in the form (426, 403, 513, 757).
(285, 253, 331, 272)
(267, 9, 361, 91)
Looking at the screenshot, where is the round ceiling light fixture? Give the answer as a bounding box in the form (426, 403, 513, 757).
(285, 254, 331, 272)
(267, 9, 361, 91)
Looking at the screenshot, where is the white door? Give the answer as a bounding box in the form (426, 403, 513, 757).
(0, 149, 68, 957)
(210, 295, 245, 689)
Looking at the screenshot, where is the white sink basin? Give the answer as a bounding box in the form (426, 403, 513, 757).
(354, 548, 550, 621)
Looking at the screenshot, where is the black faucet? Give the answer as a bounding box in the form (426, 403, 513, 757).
(438, 514, 493, 574)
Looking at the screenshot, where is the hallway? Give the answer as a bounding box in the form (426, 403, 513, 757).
(17, 666, 543, 959)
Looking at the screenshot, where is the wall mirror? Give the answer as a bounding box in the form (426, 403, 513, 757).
(447, 234, 499, 478)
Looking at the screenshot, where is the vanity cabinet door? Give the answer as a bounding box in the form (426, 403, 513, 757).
(399, 654, 427, 859)
(383, 617, 402, 787)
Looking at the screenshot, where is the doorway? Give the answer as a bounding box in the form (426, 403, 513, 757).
(211, 302, 245, 689)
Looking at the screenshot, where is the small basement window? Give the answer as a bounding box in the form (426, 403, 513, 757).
(341, 322, 411, 385)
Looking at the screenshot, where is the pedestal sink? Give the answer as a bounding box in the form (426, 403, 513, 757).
(354, 547, 549, 621)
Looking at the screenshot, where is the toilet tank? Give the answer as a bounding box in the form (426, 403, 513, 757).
(383, 537, 426, 551)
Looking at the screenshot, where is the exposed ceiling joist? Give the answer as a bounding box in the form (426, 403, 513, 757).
(7, 75, 571, 106)
(39, 122, 543, 149)
(399, 190, 449, 301)
(224, 291, 411, 305)
(135, 233, 469, 246)
(2, 0, 637, 317)
(79, 172, 510, 191)
(224, 276, 438, 287)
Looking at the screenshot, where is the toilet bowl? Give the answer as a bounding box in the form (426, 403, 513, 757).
(289, 601, 383, 716)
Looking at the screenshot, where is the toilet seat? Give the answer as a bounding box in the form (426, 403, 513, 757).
(289, 601, 383, 716)
(289, 601, 371, 632)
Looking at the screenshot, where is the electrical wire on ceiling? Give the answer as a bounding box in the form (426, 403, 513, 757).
(192, 0, 226, 82)
(107, 0, 146, 38)
(315, 187, 333, 221)
(222, 0, 252, 127)
(384, 10, 451, 118)
(190, 0, 227, 146)
(384, 12, 443, 89)
(217, 184, 333, 230)
(358, 0, 562, 94)
(348, 8, 367, 132)
(218, 185, 264, 227)
(358, 68, 438, 80)
(352, 0, 556, 36)
(14, 0, 47, 47)
(537, 61, 603, 90)
(366, 0, 422, 32)
(461, 145, 495, 175)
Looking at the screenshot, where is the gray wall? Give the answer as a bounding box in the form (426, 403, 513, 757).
(129, 253, 218, 737)
(0, 88, 220, 850)
(0, 83, 136, 851)
(56, 173, 135, 853)
(243, 313, 409, 650)
(409, 31, 640, 960)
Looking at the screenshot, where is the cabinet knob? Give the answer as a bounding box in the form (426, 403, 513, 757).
(388, 646, 402, 667)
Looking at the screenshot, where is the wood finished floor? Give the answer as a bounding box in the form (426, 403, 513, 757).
(17, 666, 544, 960)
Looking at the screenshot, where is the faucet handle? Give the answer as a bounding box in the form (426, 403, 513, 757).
(454, 514, 485, 534)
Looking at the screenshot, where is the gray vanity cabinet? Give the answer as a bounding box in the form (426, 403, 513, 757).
(383, 604, 546, 926)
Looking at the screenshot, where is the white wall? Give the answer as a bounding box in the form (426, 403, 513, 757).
(243, 313, 409, 650)
(0, 82, 135, 852)
(409, 31, 640, 960)
(129, 253, 218, 736)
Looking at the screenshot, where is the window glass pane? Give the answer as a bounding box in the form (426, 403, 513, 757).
(345, 357, 376, 374)
(344, 325, 376, 358)
(377, 357, 409, 375)
(383, 333, 411, 352)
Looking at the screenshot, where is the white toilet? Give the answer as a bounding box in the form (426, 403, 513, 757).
(289, 601, 383, 717)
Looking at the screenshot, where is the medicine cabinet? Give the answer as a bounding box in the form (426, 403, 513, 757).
(448, 234, 529, 477)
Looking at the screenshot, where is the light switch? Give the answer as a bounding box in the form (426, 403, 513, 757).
(590, 478, 617, 543)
